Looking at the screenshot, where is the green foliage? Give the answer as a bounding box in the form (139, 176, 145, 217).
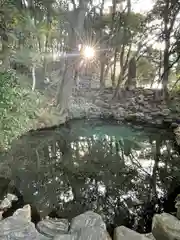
(137, 57, 156, 84)
(0, 71, 40, 149)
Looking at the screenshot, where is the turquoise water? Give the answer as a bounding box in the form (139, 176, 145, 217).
(3, 119, 180, 233)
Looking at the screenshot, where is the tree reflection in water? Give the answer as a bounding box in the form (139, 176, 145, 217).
(5, 119, 180, 234)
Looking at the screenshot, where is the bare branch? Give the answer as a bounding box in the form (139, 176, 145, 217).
(71, 0, 76, 9)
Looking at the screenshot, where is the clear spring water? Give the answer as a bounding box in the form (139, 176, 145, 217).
(2, 119, 180, 234)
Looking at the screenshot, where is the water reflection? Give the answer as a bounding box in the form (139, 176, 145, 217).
(3, 120, 180, 234)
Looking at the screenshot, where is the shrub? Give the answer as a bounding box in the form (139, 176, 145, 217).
(0, 71, 40, 149)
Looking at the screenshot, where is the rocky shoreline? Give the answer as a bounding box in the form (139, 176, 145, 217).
(69, 88, 180, 128)
(1, 88, 180, 239)
(1, 195, 180, 240)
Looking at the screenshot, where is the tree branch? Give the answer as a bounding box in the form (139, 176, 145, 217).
(161, 54, 180, 82)
(71, 0, 76, 9)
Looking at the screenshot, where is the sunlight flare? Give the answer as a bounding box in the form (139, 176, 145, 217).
(82, 45, 95, 59)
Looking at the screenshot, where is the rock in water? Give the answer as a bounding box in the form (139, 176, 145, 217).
(0, 211, 3, 220)
(0, 193, 18, 210)
(0, 215, 48, 239)
(37, 218, 69, 238)
(0, 198, 12, 210)
(77, 226, 111, 240)
(13, 204, 31, 221)
(114, 226, 150, 240)
(144, 233, 156, 240)
(152, 212, 180, 240)
(70, 211, 106, 233)
(7, 193, 18, 202)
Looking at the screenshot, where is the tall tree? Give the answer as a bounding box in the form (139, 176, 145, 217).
(152, 0, 180, 94)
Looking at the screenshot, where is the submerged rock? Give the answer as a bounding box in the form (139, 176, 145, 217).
(70, 211, 106, 233)
(152, 212, 180, 240)
(114, 226, 149, 240)
(37, 218, 69, 238)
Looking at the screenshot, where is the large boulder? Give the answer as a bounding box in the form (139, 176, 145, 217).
(13, 204, 31, 221)
(53, 234, 77, 240)
(144, 233, 156, 240)
(161, 109, 171, 116)
(69, 211, 111, 240)
(70, 211, 106, 233)
(0, 215, 48, 239)
(114, 226, 150, 240)
(174, 126, 180, 145)
(37, 218, 69, 238)
(152, 212, 180, 240)
(95, 99, 110, 109)
(0, 193, 18, 210)
(52, 212, 111, 240)
(77, 226, 111, 240)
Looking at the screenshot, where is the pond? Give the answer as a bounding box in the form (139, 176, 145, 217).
(1, 119, 180, 235)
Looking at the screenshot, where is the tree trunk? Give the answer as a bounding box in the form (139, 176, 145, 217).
(100, 62, 105, 90)
(112, 48, 118, 87)
(162, 0, 170, 96)
(32, 65, 36, 91)
(114, 45, 125, 98)
(56, 0, 90, 117)
(125, 57, 137, 89)
(163, 39, 170, 94)
(43, 11, 51, 80)
(99, 0, 105, 90)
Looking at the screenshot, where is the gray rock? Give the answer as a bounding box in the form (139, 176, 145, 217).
(143, 233, 155, 240)
(151, 111, 159, 116)
(117, 107, 126, 116)
(126, 112, 144, 121)
(0, 191, 18, 211)
(174, 126, 180, 135)
(176, 136, 180, 146)
(13, 204, 31, 222)
(70, 211, 106, 233)
(171, 122, 179, 128)
(95, 99, 109, 109)
(144, 89, 154, 95)
(138, 95, 144, 103)
(0, 211, 3, 220)
(53, 234, 77, 240)
(78, 226, 111, 240)
(0, 215, 46, 239)
(144, 115, 153, 121)
(162, 109, 171, 116)
(37, 218, 69, 238)
(155, 119, 163, 125)
(114, 226, 149, 240)
(152, 212, 180, 240)
(163, 118, 172, 124)
(7, 193, 18, 202)
(0, 198, 12, 210)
